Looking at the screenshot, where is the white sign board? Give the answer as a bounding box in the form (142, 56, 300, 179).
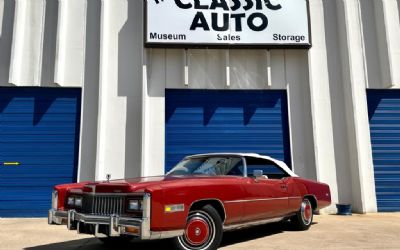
(146, 0, 311, 47)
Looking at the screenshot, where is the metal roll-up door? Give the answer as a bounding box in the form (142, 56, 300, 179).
(368, 90, 400, 212)
(0, 88, 81, 217)
(165, 89, 291, 172)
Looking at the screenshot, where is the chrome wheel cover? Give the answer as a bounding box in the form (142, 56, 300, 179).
(300, 199, 313, 226)
(178, 211, 216, 250)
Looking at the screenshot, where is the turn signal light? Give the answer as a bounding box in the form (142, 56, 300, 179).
(165, 204, 185, 213)
(125, 226, 140, 235)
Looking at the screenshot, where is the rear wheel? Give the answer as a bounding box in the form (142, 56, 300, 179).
(173, 204, 223, 250)
(290, 198, 313, 230)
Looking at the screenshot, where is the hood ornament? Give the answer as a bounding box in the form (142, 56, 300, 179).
(106, 174, 111, 183)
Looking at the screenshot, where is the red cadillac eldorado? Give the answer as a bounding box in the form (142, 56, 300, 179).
(48, 153, 331, 250)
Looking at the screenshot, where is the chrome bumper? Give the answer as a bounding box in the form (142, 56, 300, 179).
(48, 209, 183, 240)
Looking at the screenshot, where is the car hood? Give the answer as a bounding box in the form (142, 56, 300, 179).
(83, 175, 240, 193)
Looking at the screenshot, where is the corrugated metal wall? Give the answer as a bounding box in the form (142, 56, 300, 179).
(0, 87, 81, 217)
(368, 90, 400, 212)
(165, 89, 291, 172)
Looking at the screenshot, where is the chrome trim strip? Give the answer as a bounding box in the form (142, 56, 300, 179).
(242, 156, 248, 177)
(223, 217, 284, 231)
(67, 210, 76, 230)
(157, 229, 185, 239)
(148, 229, 185, 240)
(51, 191, 58, 210)
(141, 193, 151, 239)
(224, 196, 302, 204)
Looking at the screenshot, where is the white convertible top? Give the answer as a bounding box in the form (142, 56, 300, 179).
(186, 153, 298, 177)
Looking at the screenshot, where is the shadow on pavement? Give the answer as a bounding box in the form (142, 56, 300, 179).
(25, 221, 313, 250)
(25, 238, 174, 250)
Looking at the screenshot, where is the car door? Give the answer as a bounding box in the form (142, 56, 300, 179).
(241, 157, 291, 221)
(283, 176, 303, 213)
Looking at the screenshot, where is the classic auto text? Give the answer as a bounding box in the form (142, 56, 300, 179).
(154, 0, 289, 42)
(147, 0, 311, 46)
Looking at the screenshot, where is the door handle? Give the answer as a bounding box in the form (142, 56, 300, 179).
(3, 162, 21, 166)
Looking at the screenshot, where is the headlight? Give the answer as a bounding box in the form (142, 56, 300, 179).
(74, 197, 83, 207)
(128, 200, 143, 211)
(67, 196, 83, 207)
(67, 197, 75, 206)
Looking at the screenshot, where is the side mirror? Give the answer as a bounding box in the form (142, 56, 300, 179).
(253, 170, 263, 178)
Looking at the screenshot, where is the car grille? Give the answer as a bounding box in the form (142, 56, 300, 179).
(82, 195, 125, 215)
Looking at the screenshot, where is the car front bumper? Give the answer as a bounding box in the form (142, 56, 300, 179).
(48, 208, 184, 240)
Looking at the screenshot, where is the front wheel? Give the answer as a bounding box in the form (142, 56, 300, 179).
(290, 198, 313, 230)
(173, 205, 223, 250)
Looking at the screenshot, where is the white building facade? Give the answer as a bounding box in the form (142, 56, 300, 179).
(1, 0, 400, 216)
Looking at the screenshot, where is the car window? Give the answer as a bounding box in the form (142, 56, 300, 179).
(245, 157, 289, 179)
(227, 160, 244, 176)
(167, 156, 244, 176)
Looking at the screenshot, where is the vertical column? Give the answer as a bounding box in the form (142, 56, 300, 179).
(141, 49, 150, 177)
(374, 0, 400, 87)
(9, 0, 46, 86)
(40, 0, 59, 87)
(266, 50, 272, 87)
(54, 0, 87, 87)
(0, 0, 15, 86)
(0, 0, 4, 37)
(337, 0, 377, 212)
(307, 0, 339, 213)
(95, 0, 128, 180)
(77, 0, 101, 181)
(142, 48, 166, 177)
(183, 49, 189, 86)
(225, 50, 230, 87)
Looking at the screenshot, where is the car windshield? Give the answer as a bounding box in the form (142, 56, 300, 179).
(167, 156, 244, 176)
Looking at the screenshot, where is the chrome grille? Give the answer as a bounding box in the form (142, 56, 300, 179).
(82, 195, 125, 215)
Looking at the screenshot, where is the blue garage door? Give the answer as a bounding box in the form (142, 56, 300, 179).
(165, 89, 291, 172)
(0, 88, 81, 217)
(368, 90, 400, 212)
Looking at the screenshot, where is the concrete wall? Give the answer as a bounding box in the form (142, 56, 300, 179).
(1, 0, 400, 212)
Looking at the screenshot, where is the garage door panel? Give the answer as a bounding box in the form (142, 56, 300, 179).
(0, 188, 57, 200)
(1, 115, 79, 124)
(166, 89, 291, 172)
(0, 178, 73, 188)
(376, 187, 400, 192)
(3, 143, 76, 150)
(0, 104, 79, 114)
(377, 202, 400, 212)
(0, 210, 50, 218)
(0, 170, 73, 177)
(368, 90, 400, 212)
(374, 166, 400, 172)
(1, 156, 76, 165)
(0, 201, 51, 210)
(374, 174, 400, 179)
(0, 88, 81, 217)
(0, 187, 64, 200)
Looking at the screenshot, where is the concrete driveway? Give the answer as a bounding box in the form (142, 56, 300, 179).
(0, 213, 399, 250)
